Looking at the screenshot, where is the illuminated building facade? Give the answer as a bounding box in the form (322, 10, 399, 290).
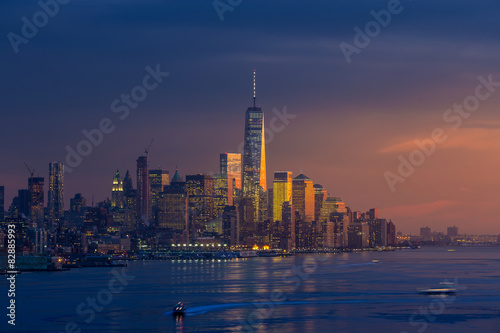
(368, 219, 387, 247)
(319, 196, 347, 222)
(242, 71, 267, 223)
(70, 193, 86, 213)
(292, 174, 314, 222)
(220, 153, 242, 191)
(111, 170, 124, 209)
(149, 169, 169, 214)
(213, 173, 232, 218)
(157, 180, 188, 231)
(272, 171, 293, 222)
(281, 201, 295, 249)
(28, 177, 44, 225)
(186, 174, 214, 234)
(48, 161, 64, 226)
(348, 222, 369, 248)
(319, 197, 349, 247)
(136, 156, 150, 221)
(314, 184, 328, 222)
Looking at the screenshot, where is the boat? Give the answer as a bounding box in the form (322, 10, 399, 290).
(371, 259, 380, 263)
(173, 302, 187, 316)
(418, 282, 457, 295)
(258, 251, 278, 257)
(237, 250, 258, 258)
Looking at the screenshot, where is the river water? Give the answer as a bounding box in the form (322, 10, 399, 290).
(2, 246, 500, 332)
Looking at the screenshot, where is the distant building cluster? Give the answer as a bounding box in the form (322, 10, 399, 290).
(0, 73, 399, 255)
(395, 226, 499, 246)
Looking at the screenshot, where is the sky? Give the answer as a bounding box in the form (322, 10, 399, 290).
(1, 0, 499, 234)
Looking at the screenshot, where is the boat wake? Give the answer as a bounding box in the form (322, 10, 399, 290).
(164, 301, 310, 316)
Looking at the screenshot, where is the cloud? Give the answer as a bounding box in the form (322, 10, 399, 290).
(380, 127, 500, 153)
(380, 200, 458, 218)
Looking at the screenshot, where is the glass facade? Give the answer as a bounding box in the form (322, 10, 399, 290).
(272, 171, 293, 222)
(48, 161, 64, 225)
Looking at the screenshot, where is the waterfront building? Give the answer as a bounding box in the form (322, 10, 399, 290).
(387, 220, 396, 246)
(348, 222, 369, 248)
(368, 219, 388, 247)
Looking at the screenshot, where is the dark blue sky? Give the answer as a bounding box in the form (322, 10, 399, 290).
(1, 0, 500, 233)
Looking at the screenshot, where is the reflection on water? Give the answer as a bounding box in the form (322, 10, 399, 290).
(5, 247, 500, 333)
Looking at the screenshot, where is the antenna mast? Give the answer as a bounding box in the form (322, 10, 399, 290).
(253, 69, 256, 108)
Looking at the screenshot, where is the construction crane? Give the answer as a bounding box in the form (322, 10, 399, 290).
(145, 138, 155, 157)
(24, 162, 35, 178)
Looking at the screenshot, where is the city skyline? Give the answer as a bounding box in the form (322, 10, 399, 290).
(2, 1, 500, 234)
(2, 71, 500, 234)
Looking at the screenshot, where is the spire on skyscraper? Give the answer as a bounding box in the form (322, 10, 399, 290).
(253, 69, 256, 108)
(172, 167, 182, 183)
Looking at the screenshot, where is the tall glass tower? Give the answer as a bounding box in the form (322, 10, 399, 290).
(48, 161, 64, 226)
(242, 70, 267, 197)
(136, 156, 150, 221)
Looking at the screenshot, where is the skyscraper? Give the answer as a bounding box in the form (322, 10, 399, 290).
(314, 184, 328, 222)
(319, 197, 349, 247)
(157, 178, 188, 231)
(292, 174, 315, 222)
(111, 170, 124, 209)
(273, 171, 293, 222)
(220, 153, 242, 191)
(123, 170, 134, 196)
(186, 174, 214, 235)
(213, 173, 232, 218)
(70, 193, 86, 214)
(242, 70, 267, 220)
(221, 205, 238, 246)
(136, 156, 150, 221)
(48, 161, 64, 225)
(387, 220, 397, 246)
(17, 189, 29, 218)
(28, 177, 44, 225)
(368, 219, 387, 247)
(319, 197, 348, 222)
(149, 169, 169, 214)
